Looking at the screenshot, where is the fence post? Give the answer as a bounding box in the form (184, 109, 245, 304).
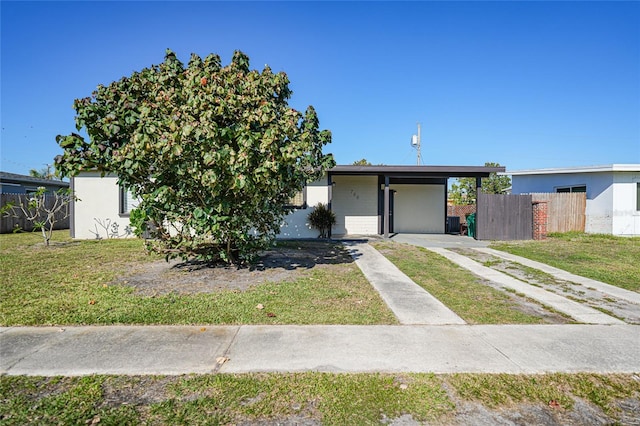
(532, 201, 548, 240)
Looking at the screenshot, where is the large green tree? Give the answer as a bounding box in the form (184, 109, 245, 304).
(449, 162, 511, 205)
(55, 49, 334, 264)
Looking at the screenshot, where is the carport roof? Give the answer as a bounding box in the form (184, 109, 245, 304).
(329, 165, 505, 178)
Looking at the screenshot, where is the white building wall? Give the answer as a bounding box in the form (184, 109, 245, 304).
(612, 172, 640, 236)
(74, 172, 330, 240)
(391, 184, 444, 233)
(331, 175, 379, 235)
(587, 179, 614, 234)
(511, 171, 640, 235)
(72, 172, 134, 239)
(277, 178, 329, 239)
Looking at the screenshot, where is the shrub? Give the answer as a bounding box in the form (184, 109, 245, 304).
(307, 203, 336, 238)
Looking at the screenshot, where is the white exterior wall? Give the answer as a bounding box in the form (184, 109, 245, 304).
(391, 184, 444, 233)
(331, 175, 379, 235)
(74, 172, 330, 240)
(512, 170, 640, 235)
(612, 172, 640, 236)
(277, 178, 329, 239)
(72, 171, 133, 239)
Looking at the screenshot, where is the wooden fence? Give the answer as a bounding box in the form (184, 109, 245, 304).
(476, 193, 533, 240)
(530, 193, 586, 233)
(0, 193, 70, 234)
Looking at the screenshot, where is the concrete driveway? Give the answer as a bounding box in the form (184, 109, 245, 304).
(390, 233, 489, 248)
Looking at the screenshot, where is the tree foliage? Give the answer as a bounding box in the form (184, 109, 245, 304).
(29, 165, 57, 180)
(55, 49, 334, 264)
(449, 162, 511, 205)
(352, 158, 372, 166)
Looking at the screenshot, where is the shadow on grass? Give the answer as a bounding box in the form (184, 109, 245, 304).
(171, 239, 361, 272)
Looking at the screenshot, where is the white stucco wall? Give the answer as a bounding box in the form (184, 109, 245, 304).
(277, 178, 330, 239)
(612, 172, 640, 236)
(331, 175, 379, 235)
(391, 184, 444, 233)
(73, 172, 331, 240)
(512, 170, 640, 235)
(72, 172, 134, 239)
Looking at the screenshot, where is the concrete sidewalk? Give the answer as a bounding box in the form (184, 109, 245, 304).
(2, 324, 639, 376)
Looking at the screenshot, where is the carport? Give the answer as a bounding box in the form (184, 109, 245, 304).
(327, 165, 505, 238)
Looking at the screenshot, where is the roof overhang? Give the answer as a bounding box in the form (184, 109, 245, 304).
(508, 164, 640, 176)
(0, 171, 69, 187)
(329, 165, 505, 179)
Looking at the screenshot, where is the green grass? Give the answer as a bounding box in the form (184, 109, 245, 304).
(2, 373, 638, 425)
(0, 231, 396, 326)
(0, 373, 452, 425)
(371, 241, 551, 324)
(491, 232, 640, 292)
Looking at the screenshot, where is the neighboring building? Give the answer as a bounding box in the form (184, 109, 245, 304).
(70, 165, 504, 239)
(0, 172, 71, 233)
(510, 164, 640, 236)
(0, 171, 69, 194)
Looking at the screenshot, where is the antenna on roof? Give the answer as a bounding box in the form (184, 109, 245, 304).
(411, 122, 422, 165)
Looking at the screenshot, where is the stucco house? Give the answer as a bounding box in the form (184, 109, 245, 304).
(70, 164, 504, 239)
(510, 164, 640, 236)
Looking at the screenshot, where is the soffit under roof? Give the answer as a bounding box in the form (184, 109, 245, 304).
(329, 165, 505, 178)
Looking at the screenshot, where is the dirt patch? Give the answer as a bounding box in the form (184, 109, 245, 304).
(439, 381, 639, 426)
(114, 241, 354, 296)
(445, 399, 615, 426)
(100, 376, 175, 407)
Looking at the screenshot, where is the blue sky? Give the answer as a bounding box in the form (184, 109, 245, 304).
(1, 1, 639, 176)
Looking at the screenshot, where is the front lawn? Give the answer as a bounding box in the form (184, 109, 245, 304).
(0, 231, 396, 326)
(2, 373, 638, 425)
(491, 232, 640, 292)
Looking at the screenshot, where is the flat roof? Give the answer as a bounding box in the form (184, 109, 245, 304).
(0, 171, 69, 187)
(508, 164, 640, 176)
(330, 165, 505, 178)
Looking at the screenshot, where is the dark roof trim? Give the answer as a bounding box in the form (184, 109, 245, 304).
(0, 171, 69, 187)
(330, 165, 505, 178)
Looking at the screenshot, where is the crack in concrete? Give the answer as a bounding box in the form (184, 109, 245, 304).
(213, 326, 241, 373)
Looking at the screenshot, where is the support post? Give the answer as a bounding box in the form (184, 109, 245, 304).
(475, 176, 482, 240)
(384, 175, 390, 238)
(444, 178, 449, 233)
(327, 173, 333, 238)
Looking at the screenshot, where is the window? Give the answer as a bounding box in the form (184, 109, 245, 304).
(25, 187, 40, 196)
(119, 187, 140, 216)
(284, 188, 307, 209)
(556, 185, 586, 193)
(637, 183, 640, 211)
